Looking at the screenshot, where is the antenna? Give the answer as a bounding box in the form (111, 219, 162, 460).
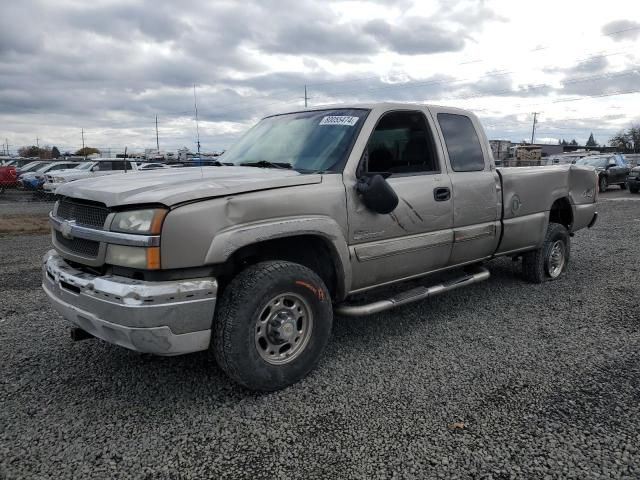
(155, 115, 160, 152)
(81, 128, 86, 160)
(304, 85, 310, 108)
(193, 84, 201, 157)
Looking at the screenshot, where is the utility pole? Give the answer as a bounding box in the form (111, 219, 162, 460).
(36, 137, 40, 158)
(193, 84, 201, 157)
(81, 128, 86, 160)
(155, 115, 160, 152)
(304, 85, 310, 108)
(530, 112, 539, 145)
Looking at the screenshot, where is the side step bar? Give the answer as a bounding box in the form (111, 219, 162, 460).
(335, 266, 490, 317)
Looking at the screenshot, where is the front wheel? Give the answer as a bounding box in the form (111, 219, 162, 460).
(620, 182, 627, 190)
(213, 260, 333, 391)
(522, 222, 570, 284)
(599, 176, 608, 192)
(630, 185, 639, 194)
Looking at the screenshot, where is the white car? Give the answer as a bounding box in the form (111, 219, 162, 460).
(43, 159, 139, 194)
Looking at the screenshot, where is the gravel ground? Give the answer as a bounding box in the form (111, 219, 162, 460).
(1, 190, 639, 479)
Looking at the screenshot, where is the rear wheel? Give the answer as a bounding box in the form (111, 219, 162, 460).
(213, 260, 333, 391)
(630, 185, 639, 194)
(599, 176, 608, 192)
(522, 222, 570, 284)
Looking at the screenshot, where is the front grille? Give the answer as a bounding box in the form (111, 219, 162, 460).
(55, 231, 100, 257)
(57, 197, 109, 228)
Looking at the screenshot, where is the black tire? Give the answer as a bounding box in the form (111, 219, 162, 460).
(213, 260, 333, 391)
(620, 182, 627, 190)
(522, 222, 570, 284)
(599, 175, 608, 192)
(630, 186, 639, 194)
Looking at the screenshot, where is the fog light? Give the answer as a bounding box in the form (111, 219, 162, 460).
(106, 245, 161, 270)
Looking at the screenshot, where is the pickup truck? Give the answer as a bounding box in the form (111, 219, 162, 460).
(42, 159, 139, 194)
(42, 103, 598, 391)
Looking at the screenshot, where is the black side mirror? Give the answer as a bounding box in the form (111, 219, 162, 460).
(356, 174, 399, 214)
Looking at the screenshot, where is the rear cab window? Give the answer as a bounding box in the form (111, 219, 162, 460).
(437, 113, 486, 172)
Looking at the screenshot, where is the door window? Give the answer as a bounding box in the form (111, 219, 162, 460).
(97, 162, 113, 171)
(365, 111, 438, 175)
(437, 113, 486, 172)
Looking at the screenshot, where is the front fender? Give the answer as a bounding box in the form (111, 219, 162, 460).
(205, 215, 352, 298)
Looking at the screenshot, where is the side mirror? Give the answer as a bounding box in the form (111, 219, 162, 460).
(356, 174, 399, 214)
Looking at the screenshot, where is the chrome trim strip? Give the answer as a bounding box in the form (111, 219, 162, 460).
(49, 213, 160, 247)
(354, 229, 453, 262)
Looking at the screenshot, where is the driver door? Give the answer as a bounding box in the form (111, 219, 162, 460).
(345, 109, 454, 291)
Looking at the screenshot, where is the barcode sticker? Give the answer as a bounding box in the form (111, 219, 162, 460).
(319, 116, 359, 126)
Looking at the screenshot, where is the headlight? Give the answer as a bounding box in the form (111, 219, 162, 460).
(53, 176, 65, 183)
(111, 209, 167, 234)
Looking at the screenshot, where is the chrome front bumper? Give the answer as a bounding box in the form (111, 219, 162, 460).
(42, 250, 218, 356)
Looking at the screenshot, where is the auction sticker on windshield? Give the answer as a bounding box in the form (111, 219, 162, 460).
(319, 116, 359, 126)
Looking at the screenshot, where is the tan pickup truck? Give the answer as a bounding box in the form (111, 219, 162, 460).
(43, 103, 598, 390)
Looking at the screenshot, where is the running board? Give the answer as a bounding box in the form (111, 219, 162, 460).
(335, 266, 490, 317)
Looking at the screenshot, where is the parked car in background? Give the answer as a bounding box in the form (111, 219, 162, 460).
(575, 155, 630, 191)
(18, 161, 81, 191)
(3, 158, 41, 168)
(0, 165, 17, 193)
(16, 161, 50, 176)
(627, 166, 640, 193)
(43, 159, 139, 195)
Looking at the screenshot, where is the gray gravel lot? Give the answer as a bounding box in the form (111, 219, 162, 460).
(1, 190, 639, 479)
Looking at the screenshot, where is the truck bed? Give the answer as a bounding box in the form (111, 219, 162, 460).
(495, 165, 597, 255)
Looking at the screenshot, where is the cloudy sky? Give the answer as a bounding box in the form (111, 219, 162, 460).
(1, 0, 639, 154)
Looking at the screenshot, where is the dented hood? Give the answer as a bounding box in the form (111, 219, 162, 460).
(55, 166, 323, 207)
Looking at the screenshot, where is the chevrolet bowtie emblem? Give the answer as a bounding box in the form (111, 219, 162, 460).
(61, 220, 76, 239)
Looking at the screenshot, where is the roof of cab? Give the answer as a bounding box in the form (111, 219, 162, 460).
(268, 102, 475, 118)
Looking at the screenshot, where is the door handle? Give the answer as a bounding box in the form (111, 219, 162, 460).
(433, 187, 451, 202)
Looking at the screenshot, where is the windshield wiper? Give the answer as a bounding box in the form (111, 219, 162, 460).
(239, 160, 292, 169)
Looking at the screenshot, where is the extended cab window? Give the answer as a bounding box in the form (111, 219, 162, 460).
(437, 113, 486, 172)
(365, 111, 438, 175)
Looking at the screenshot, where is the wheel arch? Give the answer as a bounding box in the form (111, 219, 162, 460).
(205, 216, 352, 301)
(549, 196, 573, 231)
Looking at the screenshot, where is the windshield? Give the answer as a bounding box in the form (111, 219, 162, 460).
(576, 157, 608, 168)
(36, 163, 56, 172)
(75, 162, 93, 170)
(20, 162, 44, 172)
(220, 109, 369, 172)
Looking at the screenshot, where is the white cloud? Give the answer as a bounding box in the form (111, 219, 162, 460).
(1, 0, 639, 152)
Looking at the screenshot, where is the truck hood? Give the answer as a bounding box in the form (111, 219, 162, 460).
(55, 166, 323, 207)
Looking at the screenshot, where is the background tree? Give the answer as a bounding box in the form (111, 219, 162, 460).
(609, 126, 640, 152)
(51, 146, 61, 159)
(585, 133, 598, 147)
(560, 139, 568, 146)
(75, 147, 101, 156)
(18, 146, 52, 158)
(569, 139, 578, 146)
